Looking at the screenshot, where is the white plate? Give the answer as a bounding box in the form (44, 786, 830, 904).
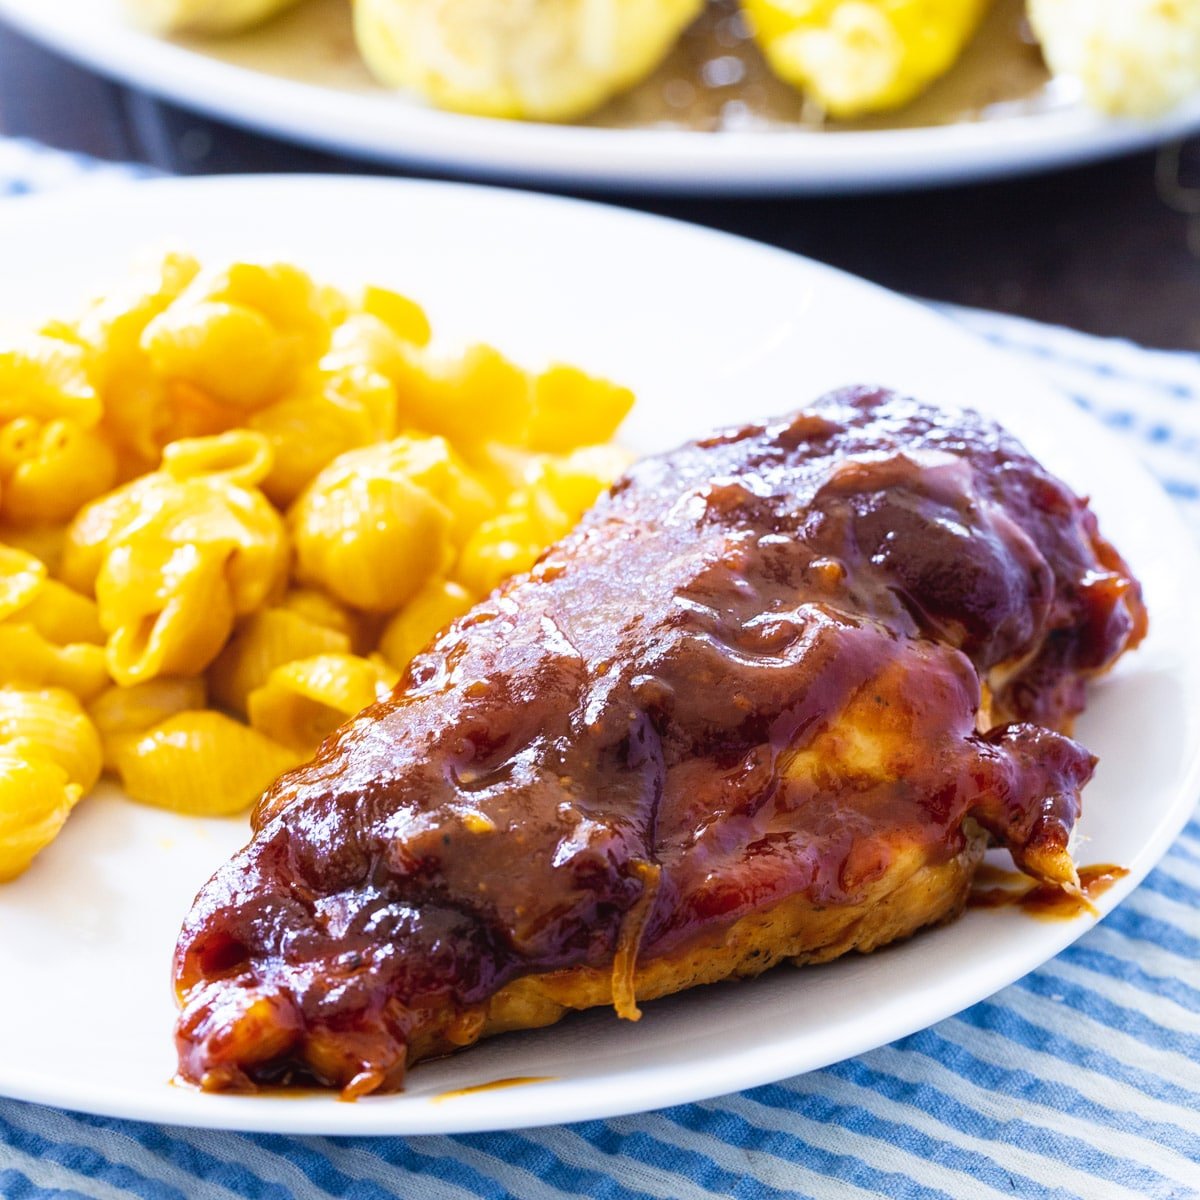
(0, 175, 1195, 1136)
(2, 0, 1200, 193)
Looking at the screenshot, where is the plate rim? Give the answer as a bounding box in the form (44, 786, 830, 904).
(0, 172, 1196, 1135)
(3, 0, 1200, 193)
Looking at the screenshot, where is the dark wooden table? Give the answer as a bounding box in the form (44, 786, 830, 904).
(2, 19, 1198, 349)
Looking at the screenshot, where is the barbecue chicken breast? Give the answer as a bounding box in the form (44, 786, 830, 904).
(174, 387, 1146, 1097)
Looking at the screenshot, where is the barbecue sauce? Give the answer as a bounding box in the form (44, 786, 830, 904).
(970, 862, 1129, 920)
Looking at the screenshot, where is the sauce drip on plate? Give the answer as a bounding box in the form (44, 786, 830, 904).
(433, 1076, 555, 1102)
(969, 863, 1129, 920)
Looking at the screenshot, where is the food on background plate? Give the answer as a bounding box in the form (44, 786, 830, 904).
(130, 0, 303, 35)
(174, 386, 1145, 1097)
(740, 0, 991, 119)
(123, 0, 1200, 121)
(1026, 0, 1200, 118)
(0, 253, 632, 877)
(354, 0, 705, 121)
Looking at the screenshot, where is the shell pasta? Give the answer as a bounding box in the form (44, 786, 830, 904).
(111, 711, 300, 816)
(247, 653, 398, 754)
(0, 252, 633, 879)
(0, 687, 102, 880)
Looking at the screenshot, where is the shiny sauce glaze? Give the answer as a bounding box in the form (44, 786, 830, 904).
(174, 387, 1146, 1096)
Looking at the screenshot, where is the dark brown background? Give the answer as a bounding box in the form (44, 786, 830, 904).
(2, 19, 1198, 350)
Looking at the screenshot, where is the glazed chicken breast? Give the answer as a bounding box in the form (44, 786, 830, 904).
(174, 386, 1146, 1097)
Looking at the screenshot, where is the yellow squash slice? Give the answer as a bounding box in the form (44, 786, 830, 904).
(743, 0, 992, 118)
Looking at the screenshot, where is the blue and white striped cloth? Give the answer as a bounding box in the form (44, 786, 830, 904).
(0, 136, 1197, 1200)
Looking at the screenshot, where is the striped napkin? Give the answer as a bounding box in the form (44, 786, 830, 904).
(0, 136, 1197, 1200)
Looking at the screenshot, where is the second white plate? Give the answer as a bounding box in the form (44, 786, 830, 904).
(2, 0, 1200, 192)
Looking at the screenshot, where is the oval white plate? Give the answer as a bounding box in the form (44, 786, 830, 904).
(0, 175, 1195, 1135)
(2, 0, 1200, 193)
